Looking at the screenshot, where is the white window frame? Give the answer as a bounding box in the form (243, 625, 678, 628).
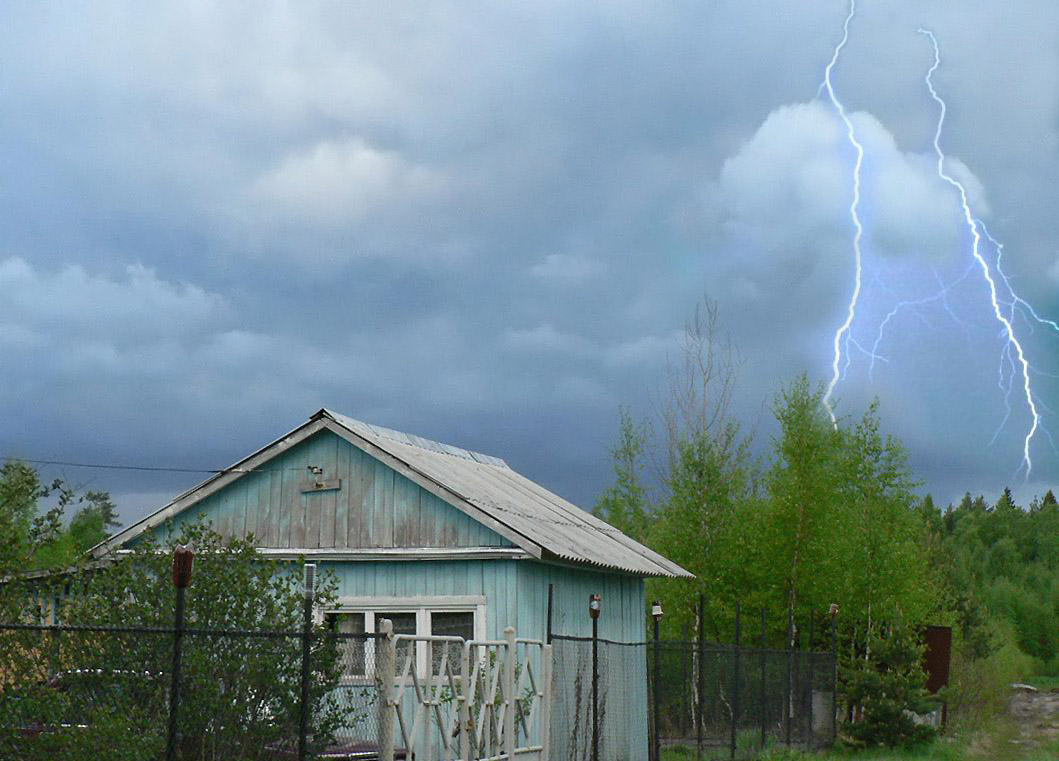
(326, 595, 486, 680)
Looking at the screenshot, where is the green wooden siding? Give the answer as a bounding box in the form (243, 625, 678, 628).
(146, 430, 512, 550)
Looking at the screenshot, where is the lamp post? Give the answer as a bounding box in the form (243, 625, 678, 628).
(651, 600, 663, 761)
(166, 545, 194, 761)
(298, 564, 317, 761)
(589, 594, 601, 761)
(829, 603, 839, 745)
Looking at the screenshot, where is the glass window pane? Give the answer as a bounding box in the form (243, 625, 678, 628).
(378, 612, 418, 666)
(333, 613, 366, 676)
(430, 611, 474, 674)
(431, 611, 474, 639)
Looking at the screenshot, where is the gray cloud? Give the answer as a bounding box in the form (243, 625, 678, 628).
(0, 1, 1057, 524)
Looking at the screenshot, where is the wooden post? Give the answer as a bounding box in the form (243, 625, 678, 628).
(541, 643, 553, 761)
(377, 619, 396, 761)
(504, 627, 517, 760)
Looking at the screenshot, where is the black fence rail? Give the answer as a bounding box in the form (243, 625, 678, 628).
(547, 634, 835, 761)
(0, 623, 383, 761)
(648, 640, 835, 760)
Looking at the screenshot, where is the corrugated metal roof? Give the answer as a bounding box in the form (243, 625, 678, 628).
(324, 410, 692, 578)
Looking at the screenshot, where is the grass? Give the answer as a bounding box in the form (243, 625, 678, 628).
(1023, 675, 1059, 691)
(659, 721, 1059, 761)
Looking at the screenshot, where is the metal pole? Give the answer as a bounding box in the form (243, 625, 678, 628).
(831, 615, 838, 745)
(165, 584, 187, 761)
(592, 614, 599, 761)
(785, 607, 793, 747)
(165, 546, 193, 761)
(653, 613, 661, 761)
(298, 564, 316, 761)
(697, 594, 705, 759)
(807, 617, 815, 748)
(730, 602, 740, 761)
(298, 594, 313, 760)
(760, 608, 767, 750)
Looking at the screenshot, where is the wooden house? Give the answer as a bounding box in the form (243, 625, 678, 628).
(92, 408, 691, 755)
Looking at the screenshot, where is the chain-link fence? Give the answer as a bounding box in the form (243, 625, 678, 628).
(0, 623, 383, 760)
(549, 635, 648, 761)
(548, 635, 835, 761)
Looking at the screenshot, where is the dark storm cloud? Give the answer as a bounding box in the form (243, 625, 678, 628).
(0, 1, 1057, 524)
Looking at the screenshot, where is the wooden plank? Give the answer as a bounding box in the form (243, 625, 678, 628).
(95, 418, 329, 557)
(348, 448, 373, 548)
(266, 469, 282, 547)
(371, 460, 394, 548)
(392, 474, 420, 547)
(322, 421, 541, 558)
(333, 440, 349, 549)
(299, 478, 341, 494)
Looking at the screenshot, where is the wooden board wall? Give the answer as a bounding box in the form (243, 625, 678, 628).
(149, 430, 512, 550)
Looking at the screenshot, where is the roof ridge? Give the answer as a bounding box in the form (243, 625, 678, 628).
(322, 409, 510, 469)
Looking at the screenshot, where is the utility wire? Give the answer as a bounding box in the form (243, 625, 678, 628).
(0, 456, 306, 475)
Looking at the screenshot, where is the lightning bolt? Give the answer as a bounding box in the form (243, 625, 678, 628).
(821, 0, 864, 425)
(980, 221, 1059, 335)
(919, 28, 1040, 478)
(867, 264, 975, 382)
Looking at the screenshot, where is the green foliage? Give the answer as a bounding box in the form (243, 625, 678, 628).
(926, 484, 1059, 681)
(592, 407, 651, 544)
(0, 522, 348, 760)
(0, 461, 119, 575)
(841, 620, 937, 749)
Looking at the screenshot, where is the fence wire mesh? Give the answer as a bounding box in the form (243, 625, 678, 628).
(0, 624, 383, 761)
(549, 635, 835, 761)
(549, 635, 648, 761)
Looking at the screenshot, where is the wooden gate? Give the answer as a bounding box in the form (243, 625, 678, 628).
(376, 622, 552, 761)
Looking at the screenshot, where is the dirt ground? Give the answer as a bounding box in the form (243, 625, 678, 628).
(1008, 686, 1059, 746)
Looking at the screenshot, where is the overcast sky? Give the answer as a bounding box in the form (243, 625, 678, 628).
(1, 1, 1057, 526)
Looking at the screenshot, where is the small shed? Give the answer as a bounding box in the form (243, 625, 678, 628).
(93, 408, 691, 755)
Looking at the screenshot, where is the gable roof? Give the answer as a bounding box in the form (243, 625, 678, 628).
(93, 409, 692, 578)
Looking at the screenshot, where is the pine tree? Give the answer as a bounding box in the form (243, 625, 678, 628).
(842, 618, 937, 748)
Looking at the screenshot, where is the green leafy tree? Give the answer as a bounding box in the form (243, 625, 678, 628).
(592, 408, 651, 544)
(0, 461, 120, 574)
(760, 376, 846, 629)
(0, 522, 348, 760)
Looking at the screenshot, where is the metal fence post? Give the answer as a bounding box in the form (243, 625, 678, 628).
(830, 608, 838, 745)
(298, 564, 316, 761)
(697, 594, 705, 759)
(806, 617, 814, 748)
(540, 643, 553, 761)
(589, 594, 600, 761)
(785, 607, 793, 747)
(504, 627, 517, 760)
(760, 608, 767, 750)
(377, 619, 396, 761)
(166, 546, 193, 761)
(730, 602, 740, 761)
(652, 607, 661, 761)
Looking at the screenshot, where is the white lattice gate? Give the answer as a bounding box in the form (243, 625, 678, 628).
(375, 622, 552, 761)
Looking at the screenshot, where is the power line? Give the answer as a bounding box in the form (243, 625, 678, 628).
(0, 456, 296, 475)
